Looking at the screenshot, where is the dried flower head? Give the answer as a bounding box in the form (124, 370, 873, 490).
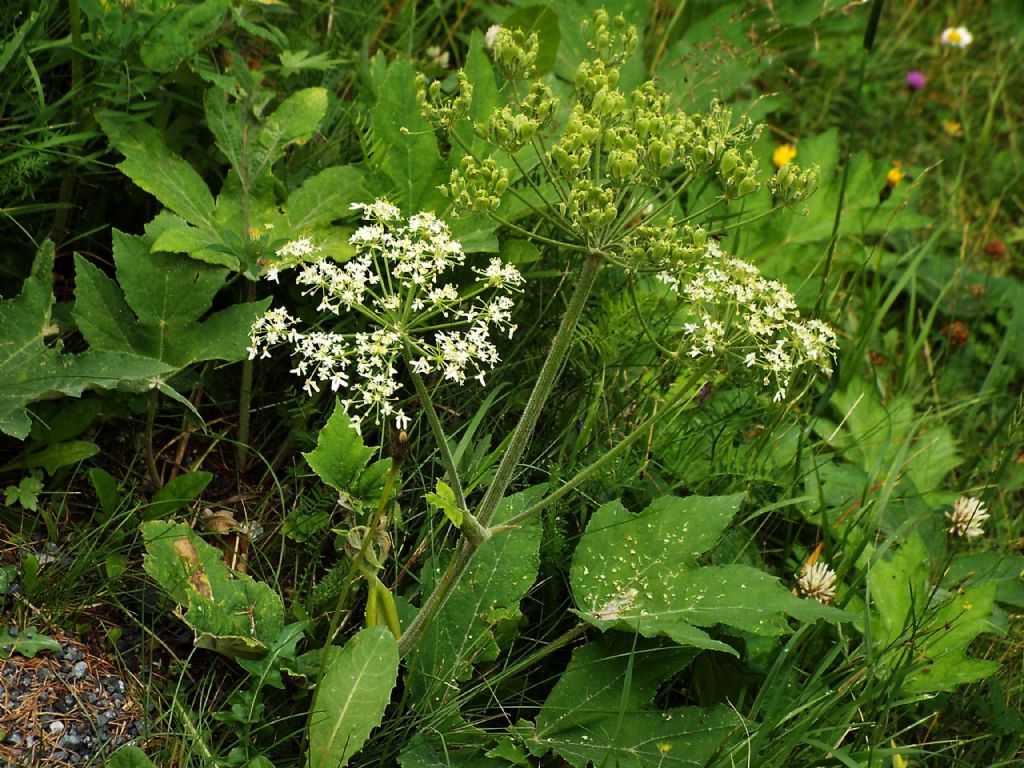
(249, 201, 523, 431)
(797, 561, 838, 604)
(947, 496, 989, 539)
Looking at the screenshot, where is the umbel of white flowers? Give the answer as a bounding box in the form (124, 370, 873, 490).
(248, 200, 523, 432)
(657, 241, 838, 402)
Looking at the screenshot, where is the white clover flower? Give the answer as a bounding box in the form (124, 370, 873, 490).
(664, 244, 837, 402)
(250, 200, 523, 431)
(939, 26, 973, 48)
(796, 561, 837, 604)
(947, 496, 989, 539)
(484, 24, 502, 50)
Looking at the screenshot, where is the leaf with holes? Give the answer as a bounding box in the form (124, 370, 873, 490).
(141, 520, 284, 659)
(571, 495, 848, 654)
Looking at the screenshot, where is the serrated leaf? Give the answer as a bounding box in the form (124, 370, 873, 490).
(303, 401, 391, 499)
(869, 535, 1000, 692)
(141, 520, 285, 658)
(250, 87, 327, 181)
(407, 486, 545, 714)
(307, 626, 398, 768)
(74, 222, 270, 368)
(527, 636, 737, 767)
(426, 480, 463, 528)
(571, 495, 847, 654)
(0, 243, 171, 438)
(370, 59, 442, 211)
(101, 117, 216, 228)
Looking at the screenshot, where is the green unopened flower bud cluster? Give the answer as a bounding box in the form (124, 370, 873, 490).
(718, 147, 761, 198)
(416, 71, 473, 130)
(422, 8, 810, 262)
(444, 156, 509, 213)
(770, 161, 820, 205)
(491, 27, 539, 80)
(623, 221, 709, 273)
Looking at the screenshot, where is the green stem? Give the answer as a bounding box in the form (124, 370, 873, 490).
(236, 281, 256, 471)
(397, 252, 602, 658)
(145, 389, 161, 489)
(476, 252, 602, 527)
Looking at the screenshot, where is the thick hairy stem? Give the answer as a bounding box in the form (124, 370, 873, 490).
(398, 253, 601, 657)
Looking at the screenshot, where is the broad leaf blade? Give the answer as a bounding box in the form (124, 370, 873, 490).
(303, 401, 391, 498)
(307, 626, 398, 768)
(101, 117, 216, 228)
(571, 495, 847, 653)
(141, 520, 285, 658)
(370, 59, 442, 211)
(529, 637, 737, 767)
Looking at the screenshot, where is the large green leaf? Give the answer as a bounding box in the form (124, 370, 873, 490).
(868, 535, 1000, 693)
(74, 218, 269, 368)
(283, 165, 367, 235)
(407, 486, 545, 714)
(571, 495, 847, 654)
(101, 118, 216, 229)
(253, 87, 328, 178)
(370, 59, 442, 211)
(525, 637, 737, 767)
(303, 400, 391, 502)
(307, 626, 399, 768)
(141, 520, 285, 658)
(0, 242, 171, 438)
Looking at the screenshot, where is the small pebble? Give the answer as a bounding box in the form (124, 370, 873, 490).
(71, 660, 88, 678)
(49, 720, 65, 735)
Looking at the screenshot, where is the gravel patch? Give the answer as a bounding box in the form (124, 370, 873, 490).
(1, 629, 145, 767)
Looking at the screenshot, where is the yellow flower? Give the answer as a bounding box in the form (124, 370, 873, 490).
(772, 143, 797, 169)
(942, 119, 964, 138)
(886, 162, 905, 187)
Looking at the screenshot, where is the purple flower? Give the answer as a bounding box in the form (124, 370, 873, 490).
(905, 70, 927, 90)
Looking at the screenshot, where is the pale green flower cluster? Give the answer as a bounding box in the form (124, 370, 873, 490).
(249, 201, 523, 431)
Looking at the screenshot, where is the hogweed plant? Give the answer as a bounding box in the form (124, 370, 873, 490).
(235, 10, 846, 766)
(248, 8, 839, 667)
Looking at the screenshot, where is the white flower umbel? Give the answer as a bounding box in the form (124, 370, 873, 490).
(249, 200, 523, 430)
(947, 496, 989, 539)
(660, 243, 838, 402)
(796, 561, 838, 604)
